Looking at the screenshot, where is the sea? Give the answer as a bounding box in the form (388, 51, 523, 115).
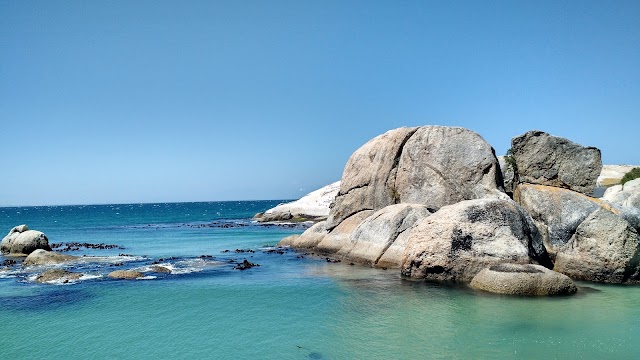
(1, 201, 640, 359)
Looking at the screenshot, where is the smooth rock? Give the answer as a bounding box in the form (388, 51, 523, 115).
(395, 126, 506, 209)
(35, 269, 83, 284)
(2, 225, 52, 256)
(553, 208, 640, 283)
(108, 270, 144, 279)
(511, 130, 602, 195)
(338, 204, 433, 267)
(316, 211, 373, 254)
(470, 263, 577, 296)
(255, 181, 340, 222)
(401, 198, 550, 282)
(326, 127, 418, 230)
(23, 249, 77, 265)
(279, 221, 329, 249)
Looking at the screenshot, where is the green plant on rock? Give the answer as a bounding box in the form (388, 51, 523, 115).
(504, 148, 517, 173)
(621, 167, 640, 185)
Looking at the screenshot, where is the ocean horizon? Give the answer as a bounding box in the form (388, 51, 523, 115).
(2, 201, 640, 359)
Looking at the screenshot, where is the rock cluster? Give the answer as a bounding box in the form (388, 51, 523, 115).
(1, 225, 52, 256)
(280, 126, 640, 291)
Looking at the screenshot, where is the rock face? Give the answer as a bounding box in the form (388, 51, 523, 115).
(35, 269, 83, 284)
(401, 199, 550, 282)
(511, 130, 602, 195)
(470, 263, 577, 296)
(603, 178, 640, 209)
(23, 249, 77, 265)
(337, 204, 433, 267)
(515, 184, 640, 283)
(1, 225, 52, 256)
(108, 270, 144, 279)
(254, 181, 340, 222)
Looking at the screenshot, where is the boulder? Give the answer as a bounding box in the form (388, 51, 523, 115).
(316, 211, 373, 254)
(108, 270, 144, 279)
(510, 130, 602, 195)
(470, 263, 577, 296)
(515, 183, 640, 283)
(603, 178, 640, 209)
(279, 221, 329, 249)
(337, 204, 433, 267)
(514, 184, 618, 259)
(326, 127, 418, 230)
(254, 181, 340, 222)
(327, 126, 506, 231)
(395, 126, 506, 208)
(1, 225, 52, 256)
(553, 208, 640, 283)
(401, 198, 550, 282)
(35, 269, 83, 284)
(23, 249, 77, 265)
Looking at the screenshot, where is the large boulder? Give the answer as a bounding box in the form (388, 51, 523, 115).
(254, 181, 340, 222)
(511, 130, 602, 195)
(514, 184, 615, 259)
(327, 126, 506, 230)
(326, 127, 418, 230)
(401, 198, 550, 282)
(470, 263, 577, 296)
(515, 183, 640, 283)
(395, 126, 506, 208)
(553, 208, 640, 283)
(1, 225, 52, 256)
(337, 204, 433, 267)
(23, 249, 77, 265)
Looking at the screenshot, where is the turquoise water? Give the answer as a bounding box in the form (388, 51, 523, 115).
(1, 202, 640, 359)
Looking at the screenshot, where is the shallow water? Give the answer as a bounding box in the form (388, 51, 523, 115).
(1, 202, 640, 359)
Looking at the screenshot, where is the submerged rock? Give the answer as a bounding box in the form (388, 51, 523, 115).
(35, 269, 83, 284)
(510, 130, 601, 195)
(470, 263, 577, 296)
(401, 198, 550, 282)
(108, 270, 144, 279)
(233, 259, 259, 270)
(1, 225, 52, 256)
(23, 249, 77, 265)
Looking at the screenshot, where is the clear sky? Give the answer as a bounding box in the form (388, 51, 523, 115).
(1, 0, 639, 206)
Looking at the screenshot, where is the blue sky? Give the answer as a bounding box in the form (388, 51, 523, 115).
(1, 0, 638, 206)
